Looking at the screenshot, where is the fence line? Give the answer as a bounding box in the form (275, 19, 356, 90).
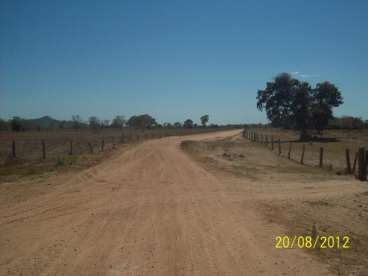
(242, 128, 368, 181)
(1, 127, 235, 163)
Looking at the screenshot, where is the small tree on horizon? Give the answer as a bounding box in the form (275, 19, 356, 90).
(11, 117, 23, 132)
(111, 115, 126, 129)
(89, 116, 100, 130)
(200, 114, 209, 127)
(173, 122, 182, 128)
(127, 114, 157, 129)
(0, 118, 9, 130)
(72, 115, 83, 130)
(183, 119, 194, 128)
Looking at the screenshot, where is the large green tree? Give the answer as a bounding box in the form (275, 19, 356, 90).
(310, 82, 343, 134)
(291, 82, 312, 140)
(257, 73, 299, 128)
(256, 73, 343, 139)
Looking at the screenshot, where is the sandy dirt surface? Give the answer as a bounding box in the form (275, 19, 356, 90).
(0, 130, 363, 275)
(181, 133, 368, 275)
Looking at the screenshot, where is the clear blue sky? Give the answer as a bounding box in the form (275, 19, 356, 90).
(1, 0, 367, 125)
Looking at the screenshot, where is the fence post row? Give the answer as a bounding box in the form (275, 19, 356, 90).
(243, 131, 367, 181)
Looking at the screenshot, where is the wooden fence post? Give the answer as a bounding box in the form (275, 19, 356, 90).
(42, 140, 46, 160)
(271, 136, 274, 150)
(319, 147, 324, 168)
(288, 142, 292, 159)
(121, 133, 125, 143)
(278, 139, 281, 155)
(101, 139, 105, 152)
(12, 140, 16, 158)
(352, 152, 358, 174)
(300, 144, 305, 165)
(357, 147, 367, 181)
(112, 137, 116, 149)
(345, 149, 351, 174)
(88, 142, 94, 154)
(69, 140, 73, 155)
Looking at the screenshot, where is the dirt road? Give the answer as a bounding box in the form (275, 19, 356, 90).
(0, 130, 332, 275)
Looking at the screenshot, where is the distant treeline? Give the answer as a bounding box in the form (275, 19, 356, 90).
(0, 114, 243, 132)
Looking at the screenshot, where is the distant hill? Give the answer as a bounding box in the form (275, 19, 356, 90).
(28, 116, 60, 128)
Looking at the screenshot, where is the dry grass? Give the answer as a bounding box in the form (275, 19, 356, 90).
(181, 133, 368, 275)
(245, 128, 368, 174)
(0, 128, 235, 183)
(260, 193, 368, 276)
